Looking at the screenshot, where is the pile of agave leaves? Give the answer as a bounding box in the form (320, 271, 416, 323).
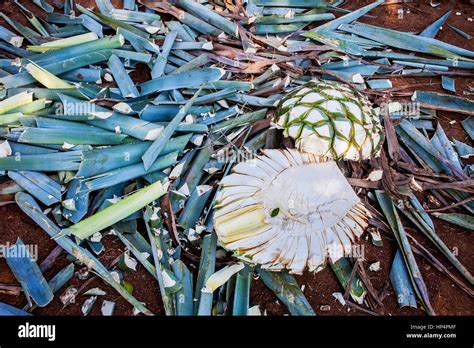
(0, 0, 472, 316)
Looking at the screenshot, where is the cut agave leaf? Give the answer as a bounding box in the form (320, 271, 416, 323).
(390, 249, 417, 309)
(5, 238, 54, 307)
(412, 91, 474, 115)
(258, 268, 315, 315)
(24, 61, 75, 89)
(0, 302, 32, 316)
(15, 192, 153, 315)
(375, 191, 435, 315)
(233, 265, 252, 316)
(330, 257, 367, 305)
(432, 213, 474, 231)
(63, 180, 169, 240)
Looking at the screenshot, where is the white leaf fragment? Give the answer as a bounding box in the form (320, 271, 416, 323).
(332, 292, 346, 306)
(369, 261, 381, 272)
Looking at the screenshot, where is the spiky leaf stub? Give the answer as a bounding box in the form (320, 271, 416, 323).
(274, 80, 384, 161)
(213, 149, 370, 274)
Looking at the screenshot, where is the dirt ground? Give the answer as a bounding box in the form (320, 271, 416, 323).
(0, 0, 472, 316)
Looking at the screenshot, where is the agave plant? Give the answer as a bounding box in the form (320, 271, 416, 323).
(214, 80, 384, 274)
(274, 80, 384, 161)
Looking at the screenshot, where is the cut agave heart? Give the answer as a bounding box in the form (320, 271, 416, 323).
(274, 80, 384, 161)
(213, 149, 370, 274)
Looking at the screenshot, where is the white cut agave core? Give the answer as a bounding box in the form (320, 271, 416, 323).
(213, 149, 370, 274)
(274, 80, 384, 161)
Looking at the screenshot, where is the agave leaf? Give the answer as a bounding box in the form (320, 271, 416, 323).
(339, 22, 474, 60)
(115, 224, 157, 278)
(140, 68, 224, 96)
(194, 232, 217, 315)
(60, 68, 102, 84)
(15, 192, 153, 315)
(166, 21, 194, 41)
(313, 0, 384, 31)
(151, 31, 177, 79)
(254, 23, 311, 34)
(395, 57, 474, 70)
(76, 4, 149, 38)
(62, 179, 89, 223)
(144, 207, 177, 315)
(107, 54, 140, 98)
(367, 79, 392, 90)
(258, 268, 315, 316)
(390, 249, 417, 309)
(48, 263, 74, 293)
(398, 196, 473, 285)
(176, 0, 238, 37)
(453, 139, 474, 159)
(5, 238, 54, 307)
(413, 91, 474, 115)
(23, 35, 123, 65)
(2, 50, 115, 89)
(141, 1, 221, 36)
(432, 213, 474, 231)
(255, 0, 336, 8)
(233, 265, 252, 315)
(85, 110, 163, 141)
(211, 109, 267, 131)
(419, 11, 451, 38)
(255, 13, 334, 25)
(76, 134, 191, 179)
(375, 191, 435, 315)
(0, 42, 33, 57)
(63, 180, 169, 240)
(448, 24, 472, 40)
(461, 117, 474, 141)
(45, 12, 84, 25)
(0, 13, 43, 46)
(0, 302, 32, 316)
(198, 106, 239, 126)
(397, 120, 468, 180)
(8, 171, 60, 206)
(116, 27, 159, 53)
(16, 127, 127, 146)
(79, 14, 104, 38)
(141, 105, 212, 122)
(7, 88, 86, 101)
(0, 91, 33, 115)
(142, 87, 202, 170)
(176, 139, 213, 195)
(302, 30, 366, 56)
(441, 76, 456, 93)
(0, 24, 23, 47)
(123, 0, 136, 10)
(331, 257, 368, 305)
(178, 185, 213, 230)
(393, 60, 449, 71)
(203, 263, 244, 293)
(0, 150, 82, 172)
(431, 124, 463, 172)
(28, 32, 99, 52)
(172, 260, 194, 316)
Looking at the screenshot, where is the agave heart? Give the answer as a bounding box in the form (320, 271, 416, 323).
(213, 149, 371, 274)
(274, 79, 384, 161)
